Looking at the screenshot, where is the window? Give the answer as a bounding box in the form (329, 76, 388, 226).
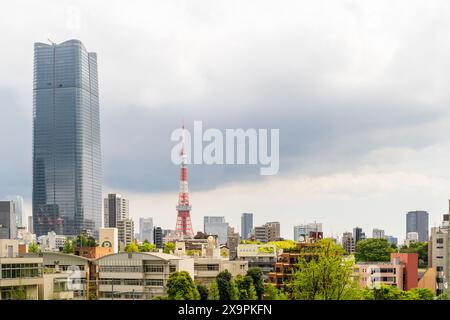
(437, 266, 444, 272)
(144, 265, 164, 273)
(437, 238, 444, 244)
(144, 279, 164, 286)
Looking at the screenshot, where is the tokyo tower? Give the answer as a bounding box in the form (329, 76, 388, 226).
(175, 125, 194, 238)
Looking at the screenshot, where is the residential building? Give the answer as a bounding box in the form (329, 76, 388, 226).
(237, 244, 277, 278)
(99, 228, 118, 254)
(406, 211, 429, 243)
(353, 227, 365, 244)
(429, 213, 449, 295)
(372, 228, 385, 239)
(139, 218, 154, 244)
(405, 232, 419, 246)
(104, 194, 129, 228)
(33, 40, 102, 238)
(268, 242, 318, 288)
(342, 232, 355, 254)
(254, 222, 281, 243)
(117, 219, 134, 249)
(0, 201, 16, 239)
(191, 236, 247, 286)
(95, 252, 194, 299)
(204, 216, 229, 245)
(153, 227, 163, 249)
(241, 213, 253, 240)
(293, 222, 322, 242)
(354, 253, 418, 290)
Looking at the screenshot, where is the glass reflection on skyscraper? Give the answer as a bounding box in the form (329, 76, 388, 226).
(32, 39, 102, 238)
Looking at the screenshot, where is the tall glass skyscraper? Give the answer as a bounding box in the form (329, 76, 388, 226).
(33, 40, 102, 238)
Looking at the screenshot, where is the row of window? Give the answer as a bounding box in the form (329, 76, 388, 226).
(99, 279, 164, 287)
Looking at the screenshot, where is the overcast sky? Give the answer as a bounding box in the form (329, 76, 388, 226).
(2, 0, 450, 240)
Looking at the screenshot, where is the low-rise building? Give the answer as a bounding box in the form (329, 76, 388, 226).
(353, 253, 418, 290)
(237, 244, 276, 279)
(95, 252, 194, 300)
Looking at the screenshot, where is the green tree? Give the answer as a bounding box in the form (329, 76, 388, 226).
(63, 240, 74, 254)
(75, 234, 97, 247)
(28, 241, 40, 253)
(163, 242, 176, 254)
(246, 268, 265, 299)
(166, 271, 200, 300)
(197, 284, 209, 301)
(125, 242, 139, 253)
(11, 286, 29, 300)
(140, 240, 156, 252)
(288, 239, 355, 300)
(208, 281, 220, 300)
(264, 283, 288, 300)
(216, 270, 235, 300)
(406, 288, 435, 300)
(355, 238, 394, 262)
(400, 242, 427, 268)
(234, 275, 257, 300)
(370, 284, 403, 300)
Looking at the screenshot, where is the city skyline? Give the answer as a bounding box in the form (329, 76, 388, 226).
(2, 1, 450, 240)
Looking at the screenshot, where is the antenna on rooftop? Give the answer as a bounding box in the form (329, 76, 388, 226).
(48, 38, 56, 45)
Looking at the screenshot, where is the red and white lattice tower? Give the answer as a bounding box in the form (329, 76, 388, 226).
(175, 125, 194, 238)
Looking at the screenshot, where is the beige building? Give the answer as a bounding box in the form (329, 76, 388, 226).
(95, 252, 194, 300)
(117, 219, 134, 249)
(354, 262, 403, 289)
(0, 256, 43, 300)
(99, 227, 118, 254)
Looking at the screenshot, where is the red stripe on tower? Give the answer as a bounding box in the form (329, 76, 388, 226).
(175, 125, 194, 237)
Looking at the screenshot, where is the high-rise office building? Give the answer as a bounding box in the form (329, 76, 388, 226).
(33, 40, 102, 238)
(153, 227, 163, 249)
(0, 201, 16, 239)
(104, 194, 129, 228)
(241, 213, 253, 240)
(372, 228, 385, 239)
(353, 227, 365, 244)
(204, 216, 229, 245)
(6, 196, 24, 227)
(406, 211, 429, 242)
(294, 222, 322, 242)
(139, 217, 154, 243)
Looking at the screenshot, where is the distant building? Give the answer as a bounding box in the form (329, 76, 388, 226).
(116, 219, 134, 249)
(153, 227, 163, 249)
(372, 228, 385, 239)
(405, 232, 419, 246)
(254, 222, 280, 243)
(406, 211, 429, 243)
(139, 218, 154, 244)
(37, 231, 67, 252)
(241, 213, 253, 240)
(0, 201, 16, 239)
(342, 232, 355, 254)
(28, 216, 34, 234)
(227, 226, 240, 260)
(104, 194, 129, 228)
(385, 235, 398, 246)
(353, 227, 365, 244)
(6, 196, 24, 228)
(204, 216, 229, 245)
(294, 222, 322, 242)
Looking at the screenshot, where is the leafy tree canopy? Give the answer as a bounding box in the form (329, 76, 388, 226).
(166, 271, 200, 300)
(355, 238, 394, 262)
